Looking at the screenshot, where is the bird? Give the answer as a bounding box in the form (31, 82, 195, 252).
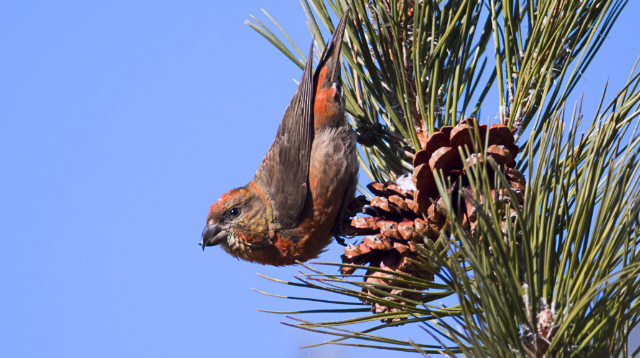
(200, 9, 358, 266)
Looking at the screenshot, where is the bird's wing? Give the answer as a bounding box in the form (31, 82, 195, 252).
(254, 43, 315, 228)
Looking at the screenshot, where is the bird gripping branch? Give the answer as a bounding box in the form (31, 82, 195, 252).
(201, 9, 358, 266)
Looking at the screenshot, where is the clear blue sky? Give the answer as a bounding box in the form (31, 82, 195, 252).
(1, 1, 639, 357)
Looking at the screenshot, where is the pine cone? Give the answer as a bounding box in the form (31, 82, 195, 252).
(342, 118, 525, 321)
(342, 180, 436, 323)
(523, 305, 555, 358)
(412, 118, 523, 236)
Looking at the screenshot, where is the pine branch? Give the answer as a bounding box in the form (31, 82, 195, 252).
(247, 0, 640, 355)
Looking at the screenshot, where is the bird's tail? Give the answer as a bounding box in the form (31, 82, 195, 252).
(314, 7, 350, 89)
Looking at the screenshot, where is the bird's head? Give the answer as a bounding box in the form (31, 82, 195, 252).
(201, 185, 276, 262)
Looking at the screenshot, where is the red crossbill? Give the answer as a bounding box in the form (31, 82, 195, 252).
(201, 10, 358, 266)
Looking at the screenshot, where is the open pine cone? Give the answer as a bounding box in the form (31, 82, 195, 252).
(343, 118, 525, 321)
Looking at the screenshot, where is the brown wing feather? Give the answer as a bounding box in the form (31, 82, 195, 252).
(253, 44, 315, 228)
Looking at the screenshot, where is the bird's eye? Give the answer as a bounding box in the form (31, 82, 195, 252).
(229, 207, 240, 217)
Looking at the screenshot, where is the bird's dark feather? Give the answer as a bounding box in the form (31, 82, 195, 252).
(314, 8, 350, 89)
(254, 44, 315, 228)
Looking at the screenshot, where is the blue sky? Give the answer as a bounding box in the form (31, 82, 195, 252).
(1, 1, 639, 357)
